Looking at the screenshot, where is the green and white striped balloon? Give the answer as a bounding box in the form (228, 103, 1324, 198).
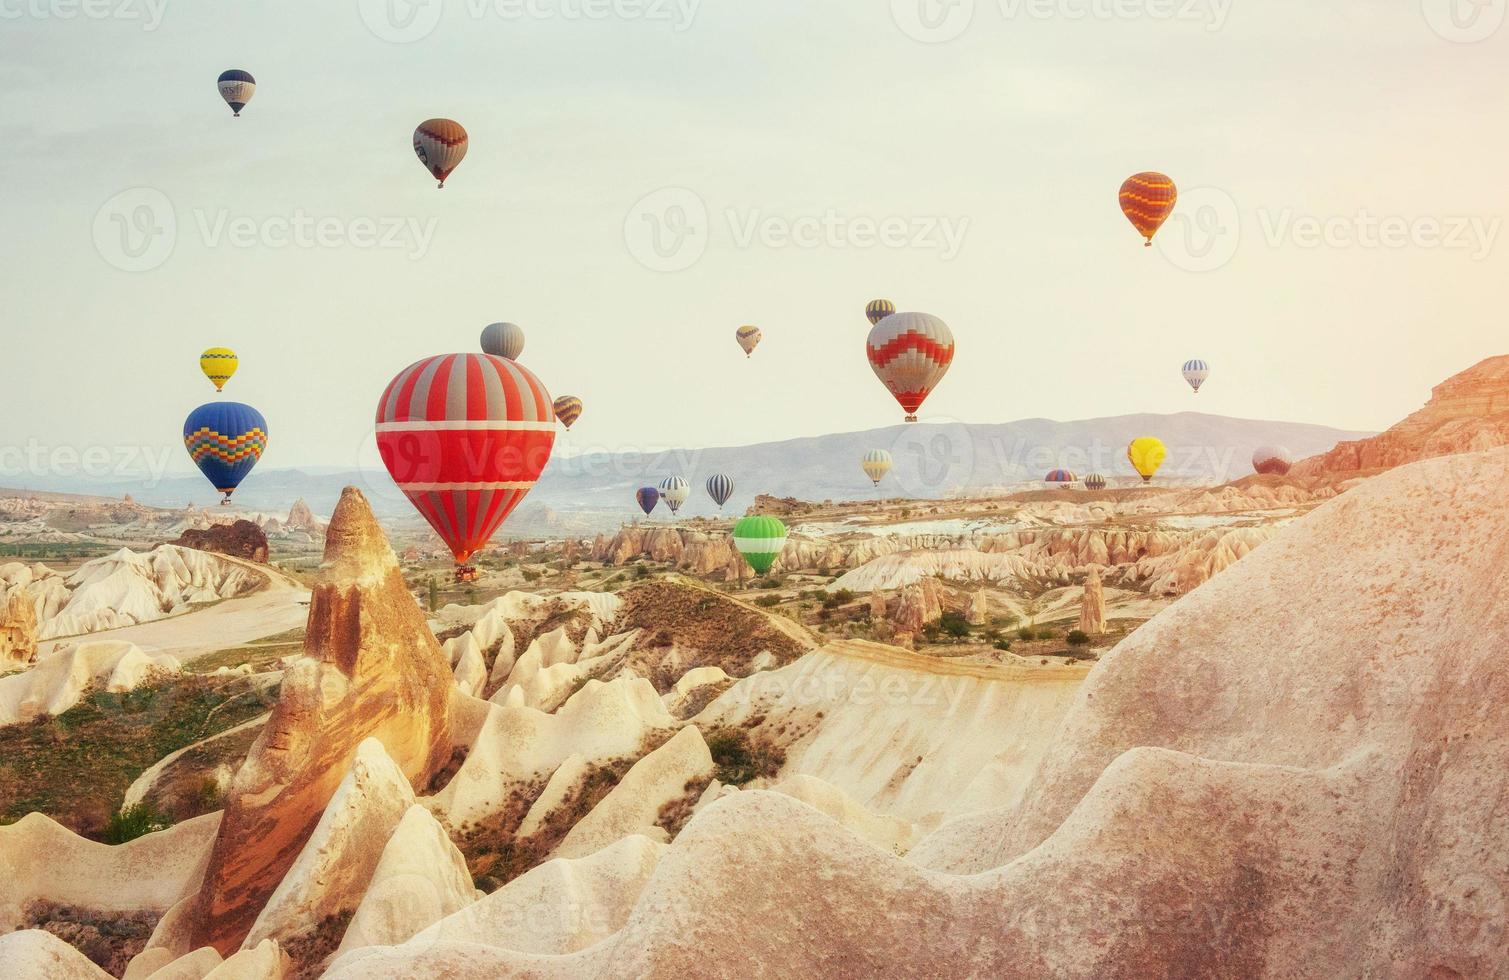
(732, 515, 787, 575)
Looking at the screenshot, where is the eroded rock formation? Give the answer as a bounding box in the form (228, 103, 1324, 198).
(0, 592, 38, 670)
(171, 520, 270, 564)
(1077, 570, 1107, 635)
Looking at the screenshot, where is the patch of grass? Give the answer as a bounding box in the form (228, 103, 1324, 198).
(184, 640, 303, 675)
(705, 727, 785, 786)
(101, 802, 172, 844)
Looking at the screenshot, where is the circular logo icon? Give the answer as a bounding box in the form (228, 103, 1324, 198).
(1156, 186, 1241, 273)
(884, 417, 978, 499)
(358, 0, 445, 43)
(93, 187, 176, 272)
(623, 187, 708, 273)
(891, 0, 975, 43)
(1422, 0, 1507, 42)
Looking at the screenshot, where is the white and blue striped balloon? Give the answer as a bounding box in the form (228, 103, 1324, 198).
(658, 476, 690, 514)
(705, 473, 734, 509)
(1182, 359, 1211, 393)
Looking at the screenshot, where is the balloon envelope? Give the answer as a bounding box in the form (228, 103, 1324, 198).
(217, 69, 255, 116)
(1084, 473, 1108, 492)
(865, 299, 896, 326)
(1127, 437, 1167, 483)
(735, 325, 762, 357)
(376, 352, 555, 563)
(861, 448, 892, 486)
(1045, 469, 1078, 486)
(866, 312, 955, 422)
(636, 486, 660, 515)
(1182, 359, 1211, 393)
(553, 395, 583, 430)
(1252, 446, 1293, 476)
(706, 473, 734, 508)
(733, 515, 787, 576)
(414, 118, 469, 188)
(1119, 172, 1177, 245)
(200, 347, 238, 392)
(480, 322, 525, 360)
(658, 476, 690, 514)
(184, 401, 267, 500)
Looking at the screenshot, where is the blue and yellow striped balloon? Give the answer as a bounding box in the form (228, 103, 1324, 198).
(184, 402, 268, 503)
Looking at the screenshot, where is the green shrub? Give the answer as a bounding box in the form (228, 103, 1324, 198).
(1016, 627, 1037, 642)
(754, 595, 781, 608)
(103, 803, 171, 844)
(705, 728, 785, 786)
(939, 611, 971, 639)
(1066, 630, 1090, 647)
(993, 639, 1013, 652)
(823, 589, 855, 609)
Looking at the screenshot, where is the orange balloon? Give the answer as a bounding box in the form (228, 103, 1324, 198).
(1119, 172, 1177, 246)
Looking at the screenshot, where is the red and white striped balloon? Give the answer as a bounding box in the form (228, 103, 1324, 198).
(376, 353, 555, 563)
(865, 311, 955, 422)
(413, 118, 469, 188)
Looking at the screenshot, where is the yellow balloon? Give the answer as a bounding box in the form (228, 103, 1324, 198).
(200, 347, 238, 392)
(1127, 437, 1167, 483)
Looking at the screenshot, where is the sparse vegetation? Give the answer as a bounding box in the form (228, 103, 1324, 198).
(102, 802, 172, 844)
(705, 727, 786, 785)
(1066, 629, 1090, 648)
(939, 611, 971, 639)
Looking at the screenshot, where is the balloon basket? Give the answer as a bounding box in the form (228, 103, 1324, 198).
(904, 415, 918, 423)
(454, 566, 479, 584)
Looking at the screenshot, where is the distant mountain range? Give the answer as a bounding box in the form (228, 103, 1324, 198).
(10, 413, 1368, 533)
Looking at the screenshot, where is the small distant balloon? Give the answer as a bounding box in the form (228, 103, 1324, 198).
(866, 311, 955, 422)
(217, 69, 255, 117)
(200, 347, 238, 392)
(865, 299, 896, 326)
(636, 486, 659, 516)
(1252, 446, 1293, 476)
(1084, 473, 1108, 492)
(1182, 359, 1211, 394)
(184, 401, 267, 504)
(658, 476, 689, 515)
(733, 515, 787, 576)
(1045, 469, 1078, 487)
(553, 395, 583, 430)
(1127, 437, 1167, 483)
(861, 449, 892, 487)
(705, 473, 734, 509)
(414, 118, 468, 188)
(481, 322, 525, 360)
(1119, 172, 1177, 246)
(736, 325, 762, 358)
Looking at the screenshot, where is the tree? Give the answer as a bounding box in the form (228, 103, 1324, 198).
(427, 577, 439, 612)
(939, 611, 971, 640)
(1066, 629, 1090, 648)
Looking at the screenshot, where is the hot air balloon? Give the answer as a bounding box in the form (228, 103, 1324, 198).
(733, 515, 787, 576)
(861, 449, 892, 487)
(217, 70, 255, 117)
(1084, 473, 1108, 492)
(480, 322, 525, 360)
(705, 473, 734, 510)
(553, 396, 583, 430)
(414, 118, 468, 189)
(1045, 469, 1078, 488)
(376, 352, 555, 565)
(866, 311, 955, 422)
(199, 347, 238, 392)
(1182, 359, 1211, 394)
(1252, 446, 1293, 476)
(865, 299, 896, 326)
(636, 486, 659, 516)
(184, 402, 267, 504)
(1119, 172, 1177, 246)
(1127, 437, 1167, 484)
(735, 325, 762, 358)
(658, 476, 689, 515)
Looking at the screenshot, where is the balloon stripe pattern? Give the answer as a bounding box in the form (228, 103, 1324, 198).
(200, 347, 238, 392)
(861, 448, 892, 486)
(706, 473, 734, 508)
(553, 395, 583, 430)
(866, 312, 955, 421)
(1045, 469, 1078, 485)
(376, 353, 555, 563)
(865, 299, 896, 326)
(414, 118, 469, 188)
(733, 515, 787, 575)
(184, 402, 267, 497)
(480, 322, 525, 361)
(217, 69, 255, 116)
(1182, 359, 1210, 393)
(1119, 172, 1177, 245)
(1084, 473, 1108, 492)
(658, 476, 690, 514)
(636, 486, 659, 515)
(736, 325, 762, 358)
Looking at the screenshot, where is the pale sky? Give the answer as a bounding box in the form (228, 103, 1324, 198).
(1, 0, 1505, 485)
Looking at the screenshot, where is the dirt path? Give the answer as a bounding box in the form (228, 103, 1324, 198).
(36, 558, 310, 664)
